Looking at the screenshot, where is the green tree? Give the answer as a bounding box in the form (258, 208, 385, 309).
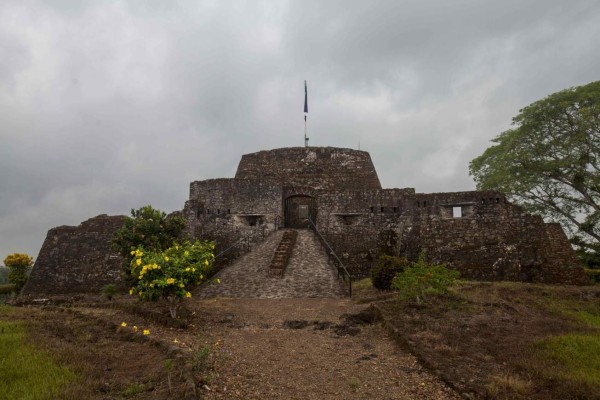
(470, 81, 600, 254)
(112, 205, 186, 273)
(3, 253, 33, 293)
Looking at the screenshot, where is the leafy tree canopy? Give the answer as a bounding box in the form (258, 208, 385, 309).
(3, 253, 33, 293)
(470, 81, 600, 253)
(112, 205, 186, 263)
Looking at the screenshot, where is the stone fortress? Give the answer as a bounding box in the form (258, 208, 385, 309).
(21, 146, 588, 296)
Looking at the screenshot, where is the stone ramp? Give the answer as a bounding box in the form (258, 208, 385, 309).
(196, 229, 346, 298)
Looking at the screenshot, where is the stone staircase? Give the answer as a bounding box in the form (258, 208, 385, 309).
(196, 229, 346, 298)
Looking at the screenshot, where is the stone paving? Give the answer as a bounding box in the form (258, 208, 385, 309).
(196, 229, 346, 298)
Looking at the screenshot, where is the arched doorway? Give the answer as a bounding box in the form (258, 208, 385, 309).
(284, 195, 317, 228)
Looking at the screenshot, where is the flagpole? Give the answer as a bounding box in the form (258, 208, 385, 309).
(304, 80, 309, 147)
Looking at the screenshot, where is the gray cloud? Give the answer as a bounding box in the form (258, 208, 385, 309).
(1, 0, 600, 260)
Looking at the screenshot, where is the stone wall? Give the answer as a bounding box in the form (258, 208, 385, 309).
(314, 189, 587, 284)
(21, 215, 126, 296)
(235, 147, 382, 191)
(183, 178, 283, 268)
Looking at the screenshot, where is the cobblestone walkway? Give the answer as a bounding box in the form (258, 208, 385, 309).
(196, 229, 346, 298)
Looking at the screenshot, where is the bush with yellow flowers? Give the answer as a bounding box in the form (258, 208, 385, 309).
(3, 253, 33, 294)
(128, 240, 214, 318)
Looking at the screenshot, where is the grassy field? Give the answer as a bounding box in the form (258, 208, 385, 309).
(355, 280, 600, 400)
(0, 306, 76, 400)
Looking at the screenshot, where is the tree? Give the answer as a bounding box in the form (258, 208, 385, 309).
(3, 253, 33, 293)
(112, 205, 186, 273)
(128, 241, 214, 318)
(470, 81, 600, 254)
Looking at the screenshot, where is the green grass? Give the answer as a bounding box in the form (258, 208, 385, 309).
(536, 334, 600, 387)
(0, 319, 76, 400)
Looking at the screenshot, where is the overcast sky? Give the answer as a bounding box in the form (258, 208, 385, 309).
(1, 0, 600, 261)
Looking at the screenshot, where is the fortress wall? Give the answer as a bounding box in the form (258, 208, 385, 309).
(317, 190, 587, 284)
(21, 215, 125, 296)
(184, 178, 283, 264)
(235, 147, 382, 191)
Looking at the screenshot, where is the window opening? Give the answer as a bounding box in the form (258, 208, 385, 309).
(452, 207, 462, 218)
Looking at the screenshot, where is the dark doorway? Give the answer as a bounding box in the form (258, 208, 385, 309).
(284, 195, 316, 228)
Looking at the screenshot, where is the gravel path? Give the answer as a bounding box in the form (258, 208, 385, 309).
(196, 229, 345, 298)
(194, 298, 461, 400)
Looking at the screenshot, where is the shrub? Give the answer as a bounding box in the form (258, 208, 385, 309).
(128, 240, 214, 318)
(0, 267, 8, 284)
(113, 205, 186, 275)
(3, 253, 33, 294)
(0, 284, 15, 295)
(102, 284, 119, 300)
(370, 255, 409, 290)
(584, 269, 600, 284)
(391, 252, 460, 303)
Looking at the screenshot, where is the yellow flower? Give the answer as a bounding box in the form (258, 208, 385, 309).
(130, 250, 136, 255)
(215, 278, 221, 284)
(129, 289, 134, 295)
(121, 322, 127, 327)
(136, 258, 142, 266)
(164, 256, 169, 262)
(143, 329, 150, 335)
(184, 251, 189, 256)
(179, 283, 185, 288)
(204, 260, 209, 266)
(166, 278, 175, 285)
(133, 326, 138, 332)
(185, 292, 192, 298)
(185, 267, 190, 272)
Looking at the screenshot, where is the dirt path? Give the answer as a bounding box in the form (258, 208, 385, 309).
(191, 297, 460, 399)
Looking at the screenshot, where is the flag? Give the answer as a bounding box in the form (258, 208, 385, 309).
(304, 80, 308, 114)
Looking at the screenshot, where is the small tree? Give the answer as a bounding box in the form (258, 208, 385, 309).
(391, 252, 460, 304)
(113, 205, 186, 279)
(129, 240, 214, 318)
(370, 255, 409, 290)
(3, 253, 33, 294)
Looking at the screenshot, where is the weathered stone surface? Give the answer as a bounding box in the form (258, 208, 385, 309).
(21, 214, 126, 295)
(24, 146, 589, 296)
(185, 147, 588, 285)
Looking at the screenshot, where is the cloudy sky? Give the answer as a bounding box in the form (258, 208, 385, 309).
(1, 0, 599, 260)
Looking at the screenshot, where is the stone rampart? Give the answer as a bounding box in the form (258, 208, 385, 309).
(235, 147, 382, 191)
(21, 215, 125, 295)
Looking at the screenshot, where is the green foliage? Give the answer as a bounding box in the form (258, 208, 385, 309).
(585, 269, 600, 284)
(192, 346, 211, 373)
(101, 284, 119, 300)
(112, 205, 186, 272)
(0, 319, 76, 399)
(0, 267, 8, 284)
(578, 250, 600, 269)
(470, 80, 600, 253)
(536, 334, 600, 387)
(391, 253, 460, 303)
(370, 255, 409, 291)
(3, 253, 33, 294)
(128, 240, 214, 318)
(0, 284, 15, 295)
